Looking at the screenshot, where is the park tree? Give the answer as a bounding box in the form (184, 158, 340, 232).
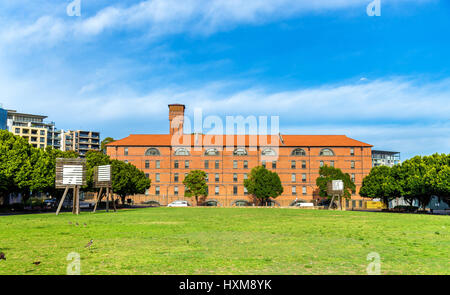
(183, 170, 208, 206)
(101, 137, 115, 154)
(111, 160, 151, 204)
(244, 166, 283, 206)
(0, 130, 34, 205)
(423, 154, 450, 207)
(396, 156, 433, 210)
(28, 147, 78, 197)
(360, 165, 402, 206)
(316, 165, 356, 208)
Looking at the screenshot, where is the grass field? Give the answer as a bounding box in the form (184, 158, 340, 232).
(0, 207, 449, 275)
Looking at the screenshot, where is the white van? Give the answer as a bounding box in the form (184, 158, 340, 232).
(167, 201, 189, 207)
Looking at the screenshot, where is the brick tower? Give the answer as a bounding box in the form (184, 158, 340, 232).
(168, 104, 185, 135)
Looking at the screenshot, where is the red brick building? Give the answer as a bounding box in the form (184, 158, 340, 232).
(106, 104, 373, 208)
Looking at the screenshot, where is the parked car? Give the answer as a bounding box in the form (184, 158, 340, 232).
(167, 201, 189, 207)
(63, 200, 93, 209)
(43, 198, 57, 209)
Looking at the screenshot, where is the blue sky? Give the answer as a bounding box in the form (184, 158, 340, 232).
(0, 0, 449, 159)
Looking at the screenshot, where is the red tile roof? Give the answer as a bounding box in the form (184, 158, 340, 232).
(106, 134, 372, 147)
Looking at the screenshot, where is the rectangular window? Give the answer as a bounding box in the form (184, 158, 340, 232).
(350, 148, 355, 156)
(346, 200, 350, 208)
(185, 160, 190, 168)
(244, 173, 248, 180)
(145, 160, 150, 169)
(40, 137, 45, 143)
(291, 161, 296, 169)
(204, 160, 209, 169)
(174, 186, 179, 196)
(156, 160, 160, 169)
(215, 160, 220, 169)
(302, 186, 307, 195)
(174, 160, 179, 169)
(272, 161, 277, 169)
(244, 187, 248, 195)
(243, 160, 248, 169)
(292, 186, 297, 195)
(302, 173, 307, 182)
(174, 173, 179, 183)
(291, 174, 296, 182)
(233, 173, 238, 182)
(262, 160, 266, 168)
(352, 200, 356, 208)
(215, 186, 219, 195)
(205, 173, 209, 182)
(15, 128, 20, 133)
(351, 161, 355, 169)
(330, 161, 335, 167)
(302, 160, 306, 169)
(145, 173, 149, 179)
(40, 130, 45, 136)
(155, 186, 160, 196)
(124, 148, 128, 156)
(233, 160, 238, 169)
(215, 173, 220, 182)
(351, 174, 355, 182)
(155, 173, 160, 182)
(320, 161, 324, 167)
(233, 185, 238, 195)
(359, 200, 363, 208)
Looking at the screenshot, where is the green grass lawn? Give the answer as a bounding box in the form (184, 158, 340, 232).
(0, 207, 449, 275)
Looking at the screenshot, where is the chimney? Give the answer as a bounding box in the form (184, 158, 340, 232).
(168, 104, 185, 135)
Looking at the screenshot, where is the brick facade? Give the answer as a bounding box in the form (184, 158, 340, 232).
(107, 104, 373, 208)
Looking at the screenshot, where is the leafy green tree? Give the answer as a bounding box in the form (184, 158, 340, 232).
(0, 130, 34, 205)
(111, 160, 151, 204)
(29, 147, 78, 197)
(396, 156, 433, 210)
(316, 165, 356, 209)
(423, 154, 450, 207)
(360, 165, 402, 206)
(183, 170, 208, 206)
(101, 137, 115, 154)
(244, 166, 283, 206)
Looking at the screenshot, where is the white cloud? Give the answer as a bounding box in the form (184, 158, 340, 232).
(0, 0, 435, 47)
(1, 65, 448, 159)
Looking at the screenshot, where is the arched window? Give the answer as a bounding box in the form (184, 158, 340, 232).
(261, 148, 276, 156)
(145, 148, 160, 156)
(174, 148, 190, 156)
(204, 148, 219, 156)
(319, 148, 335, 156)
(291, 148, 306, 156)
(233, 148, 247, 156)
